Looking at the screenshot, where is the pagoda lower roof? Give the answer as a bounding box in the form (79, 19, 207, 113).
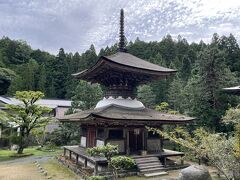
(73, 52, 176, 82)
(58, 104, 195, 125)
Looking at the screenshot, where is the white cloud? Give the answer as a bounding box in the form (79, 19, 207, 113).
(0, 0, 240, 54)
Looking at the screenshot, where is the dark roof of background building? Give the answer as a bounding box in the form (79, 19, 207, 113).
(223, 86, 240, 95)
(0, 96, 72, 108)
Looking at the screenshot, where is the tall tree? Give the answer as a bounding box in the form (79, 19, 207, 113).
(159, 34, 177, 66)
(81, 44, 98, 69)
(37, 64, 47, 93)
(54, 48, 68, 99)
(183, 45, 238, 130)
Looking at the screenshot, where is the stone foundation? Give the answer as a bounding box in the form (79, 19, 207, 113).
(58, 155, 137, 179)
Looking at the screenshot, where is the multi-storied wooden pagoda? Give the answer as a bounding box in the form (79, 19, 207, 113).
(59, 9, 194, 176)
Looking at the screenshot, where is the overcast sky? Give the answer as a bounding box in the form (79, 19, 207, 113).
(1, 0, 240, 54)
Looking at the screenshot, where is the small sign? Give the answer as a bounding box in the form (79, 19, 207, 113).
(80, 136, 86, 147)
(134, 128, 140, 135)
(96, 140, 104, 147)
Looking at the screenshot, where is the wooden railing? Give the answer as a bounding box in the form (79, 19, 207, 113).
(63, 147, 99, 175)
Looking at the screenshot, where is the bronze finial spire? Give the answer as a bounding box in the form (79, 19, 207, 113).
(119, 9, 126, 52)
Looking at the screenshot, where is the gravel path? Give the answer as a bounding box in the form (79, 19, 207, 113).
(0, 155, 54, 165)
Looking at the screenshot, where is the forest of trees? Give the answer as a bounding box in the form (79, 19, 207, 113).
(0, 33, 239, 132)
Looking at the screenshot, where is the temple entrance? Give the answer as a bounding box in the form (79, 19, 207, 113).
(129, 129, 143, 154)
(87, 128, 96, 147)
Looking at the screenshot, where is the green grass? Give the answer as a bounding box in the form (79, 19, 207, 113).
(42, 159, 80, 179)
(0, 146, 62, 162)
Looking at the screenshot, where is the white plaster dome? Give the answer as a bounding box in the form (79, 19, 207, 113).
(95, 96, 145, 109)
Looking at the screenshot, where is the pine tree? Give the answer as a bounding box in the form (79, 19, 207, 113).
(70, 80, 103, 111)
(54, 48, 68, 99)
(137, 85, 156, 108)
(81, 44, 98, 69)
(17, 59, 39, 91)
(167, 77, 184, 112)
(159, 34, 177, 66)
(183, 44, 238, 130)
(37, 64, 47, 93)
(179, 55, 191, 82)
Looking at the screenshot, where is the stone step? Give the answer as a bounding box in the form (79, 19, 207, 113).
(136, 159, 160, 164)
(138, 162, 162, 167)
(138, 164, 164, 170)
(134, 156, 158, 159)
(140, 167, 166, 173)
(144, 171, 168, 177)
(135, 157, 159, 161)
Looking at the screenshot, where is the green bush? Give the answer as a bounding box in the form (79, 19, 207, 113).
(87, 176, 106, 180)
(87, 143, 119, 161)
(111, 156, 136, 170)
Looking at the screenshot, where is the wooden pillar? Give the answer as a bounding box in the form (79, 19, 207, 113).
(79, 125, 82, 146)
(163, 157, 167, 167)
(104, 128, 108, 145)
(95, 125, 98, 145)
(84, 159, 87, 167)
(173, 125, 177, 151)
(76, 154, 79, 164)
(160, 125, 164, 152)
(126, 128, 130, 155)
(143, 128, 148, 151)
(142, 129, 144, 151)
(64, 148, 66, 156)
(181, 155, 184, 165)
(123, 127, 127, 154)
(69, 151, 72, 160)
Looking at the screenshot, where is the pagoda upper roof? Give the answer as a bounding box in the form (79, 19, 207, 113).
(73, 52, 176, 83)
(58, 104, 194, 125)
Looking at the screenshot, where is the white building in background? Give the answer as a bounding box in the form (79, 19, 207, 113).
(0, 96, 72, 137)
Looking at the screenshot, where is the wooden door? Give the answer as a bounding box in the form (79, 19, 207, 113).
(87, 128, 96, 147)
(129, 129, 143, 153)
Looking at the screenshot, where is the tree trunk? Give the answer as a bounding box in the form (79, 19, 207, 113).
(17, 145, 24, 154)
(17, 128, 25, 154)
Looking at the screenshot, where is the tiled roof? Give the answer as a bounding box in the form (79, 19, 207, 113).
(0, 96, 72, 109)
(59, 104, 194, 123)
(104, 52, 176, 72)
(73, 52, 176, 80)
